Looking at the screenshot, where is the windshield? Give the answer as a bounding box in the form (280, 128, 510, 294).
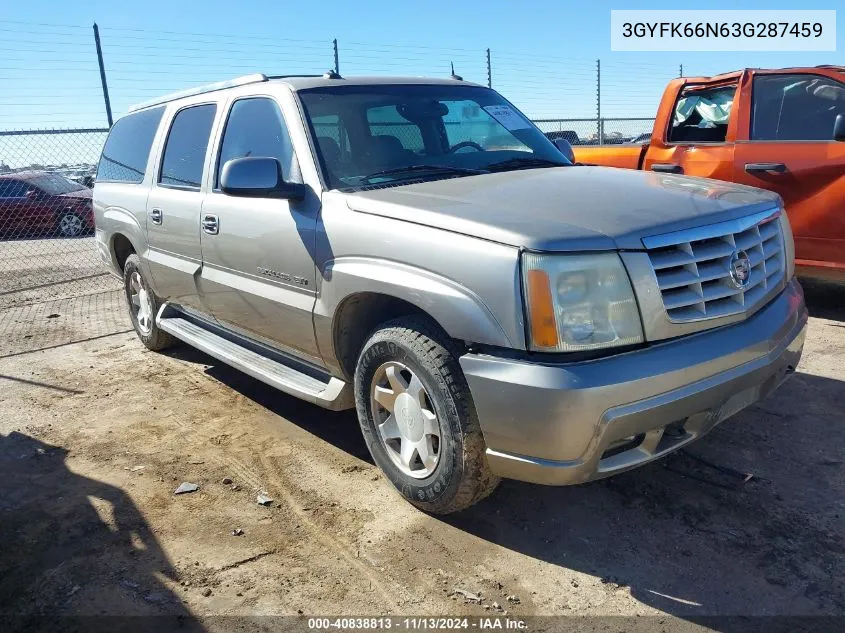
(27, 173, 87, 195)
(297, 84, 569, 190)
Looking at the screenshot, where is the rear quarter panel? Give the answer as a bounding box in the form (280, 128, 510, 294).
(93, 181, 151, 280)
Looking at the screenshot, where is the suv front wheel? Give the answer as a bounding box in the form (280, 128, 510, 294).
(354, 315, 499, 514)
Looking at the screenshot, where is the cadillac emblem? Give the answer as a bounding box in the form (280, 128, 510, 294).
(729, 250, 752, 289)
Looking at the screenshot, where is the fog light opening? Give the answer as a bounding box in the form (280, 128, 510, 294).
(601, 433, 646, 460)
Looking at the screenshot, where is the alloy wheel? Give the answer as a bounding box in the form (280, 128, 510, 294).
(128, 271, 154, 335)
(370, 361, 442, 479)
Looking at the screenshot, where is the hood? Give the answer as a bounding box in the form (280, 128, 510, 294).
(344, 166, 780, 251)
(58, 188, 92, 200)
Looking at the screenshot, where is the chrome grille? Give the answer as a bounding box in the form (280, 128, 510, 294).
(643, 209, 785, 322)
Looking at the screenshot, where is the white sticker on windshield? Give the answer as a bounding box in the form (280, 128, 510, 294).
(483, 105, 531, 130)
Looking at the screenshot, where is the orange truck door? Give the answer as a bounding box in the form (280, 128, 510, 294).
(642, 75, 740, 182)
(733, 71, 845, 281)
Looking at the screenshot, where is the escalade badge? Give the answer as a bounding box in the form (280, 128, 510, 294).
(256, 266, 309, 286)
(729, 250, 751, 289)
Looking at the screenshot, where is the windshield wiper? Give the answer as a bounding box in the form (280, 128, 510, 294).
(360, 164, 488, 183)
(485, 157, 568, 172)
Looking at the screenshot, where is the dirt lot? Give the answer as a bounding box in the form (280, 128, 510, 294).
(1, 280, 843, 631)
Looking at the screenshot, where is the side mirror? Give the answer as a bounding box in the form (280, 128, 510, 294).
(220, 156, 307, 200)
(834, 113, 845, 142)
(553, 138, 575, 163)
(25, 189, 41, 199)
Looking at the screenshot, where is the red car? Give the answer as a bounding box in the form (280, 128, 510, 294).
(0, 171, 94, 239)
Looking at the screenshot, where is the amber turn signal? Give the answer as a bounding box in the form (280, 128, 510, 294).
(525, 269, 558, 348)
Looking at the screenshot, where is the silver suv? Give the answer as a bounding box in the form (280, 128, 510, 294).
(94, 73, 807, 513)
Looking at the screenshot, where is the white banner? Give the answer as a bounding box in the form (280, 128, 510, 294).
(611, 10, 836, 52)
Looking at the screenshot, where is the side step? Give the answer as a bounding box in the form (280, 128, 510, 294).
(158, 316, 353, 411)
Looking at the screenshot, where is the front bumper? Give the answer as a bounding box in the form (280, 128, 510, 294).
(459, 279, 807, 485)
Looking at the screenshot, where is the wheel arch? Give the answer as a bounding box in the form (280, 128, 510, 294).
(111, 232, 137, 273)
(315, 257, 515, 380)
(332, 292, 441, 381)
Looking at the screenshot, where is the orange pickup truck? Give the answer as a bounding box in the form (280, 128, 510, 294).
(573, 66, 845, 282)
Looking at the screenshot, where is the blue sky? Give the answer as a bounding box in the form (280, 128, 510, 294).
(0, 0, 840, 165)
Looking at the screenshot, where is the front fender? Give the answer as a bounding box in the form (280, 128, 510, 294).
(313, 257, 515, 367)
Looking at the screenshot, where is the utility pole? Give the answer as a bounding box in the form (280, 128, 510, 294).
(486, 48, 492, 88)
(333, 39, 340, 75)
(93, 23, 113, 127)
(596, 59, 602, 144)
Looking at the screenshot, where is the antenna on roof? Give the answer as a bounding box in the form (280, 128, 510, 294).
(323, 69, 342, 79)
(450, 62, 463, 81)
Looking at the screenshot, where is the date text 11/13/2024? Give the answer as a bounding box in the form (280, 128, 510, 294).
(307, 617, 528, 630)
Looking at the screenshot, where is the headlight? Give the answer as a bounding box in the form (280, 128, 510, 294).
(777, 210, 795, 281)
(522, 252, 644, 352)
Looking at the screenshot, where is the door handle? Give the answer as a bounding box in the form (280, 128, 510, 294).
(651, 163, 683, 174)
(744, 162, 787, 174)
(202, 214, 219, 235)
(149, 208, 163, 225)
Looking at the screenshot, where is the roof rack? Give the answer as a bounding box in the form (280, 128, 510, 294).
(128, 73, 268, 112)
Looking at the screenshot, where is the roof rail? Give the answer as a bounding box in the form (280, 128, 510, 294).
(265, 74, 325, 80)
(128, 74, 269, 112)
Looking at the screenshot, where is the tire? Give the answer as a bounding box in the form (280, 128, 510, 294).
(123, 254, 175, 351)
(354, 315, 499, 514)
(56, 210, 84, 238)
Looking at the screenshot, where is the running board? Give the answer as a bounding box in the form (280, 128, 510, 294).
(157, 315, 353, 411)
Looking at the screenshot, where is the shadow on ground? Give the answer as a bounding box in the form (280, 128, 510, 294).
(0, 432, 206, 631)
(168, 345, 371, 465)
(801, 278, 845, 322)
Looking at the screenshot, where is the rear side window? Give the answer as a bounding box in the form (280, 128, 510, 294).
(752, 74, 845, 141)
(216, 98, 300, 186)
(97, 106, 164, 183)
(159, 104, 217, 189)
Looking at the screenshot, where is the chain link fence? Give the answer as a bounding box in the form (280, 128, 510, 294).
(0, 128, 118, 310)
(533, 118, 655, 145)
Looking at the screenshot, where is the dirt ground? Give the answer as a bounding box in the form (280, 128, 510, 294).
(1, 279, 843, 631)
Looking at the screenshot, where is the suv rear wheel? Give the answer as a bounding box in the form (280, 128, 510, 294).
(354, 315, 499, 514)
(123, 254, 174, 351)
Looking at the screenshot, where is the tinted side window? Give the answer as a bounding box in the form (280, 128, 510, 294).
(159, 104, 217, 189)
(752, 74, 845, 141)
(217, 98, 300, 186)
(0, 179, 28, 198)
(97, 106, 164, 183)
